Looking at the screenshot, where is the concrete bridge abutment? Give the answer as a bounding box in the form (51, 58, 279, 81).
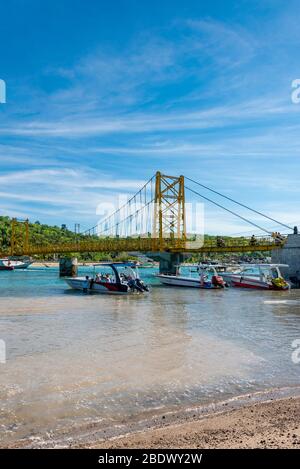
(59, 257, 78, 277)
(272, 234, 300, 286)
(147, 252, 188, 274)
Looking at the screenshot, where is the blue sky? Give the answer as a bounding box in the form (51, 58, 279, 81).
(0, 0, 299, 235)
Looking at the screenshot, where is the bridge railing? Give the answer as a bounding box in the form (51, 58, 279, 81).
(1, 236, 186, 256)
(0, 233, 287, 257)
(186, 234, 287, 253)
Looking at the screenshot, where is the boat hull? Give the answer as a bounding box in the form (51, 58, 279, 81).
(227, 275, 289, 290)
(157, 274, 222, 289)
(65, 277, 130, 295)
(11, 261, 33, 270)
(0, 260, 33, 270)
(0, 265, 14, 271)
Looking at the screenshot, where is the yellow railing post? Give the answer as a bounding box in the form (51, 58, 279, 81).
(10, 218, 16, 256)
(25, 219, 29, 254)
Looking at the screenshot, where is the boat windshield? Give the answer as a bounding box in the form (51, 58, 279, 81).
(241, 266, 260, 276)
(115, 265, 138, 282)
(270, 267, 280, 279)
(241, 265, 282, 279)
(198, 266, 217, 278)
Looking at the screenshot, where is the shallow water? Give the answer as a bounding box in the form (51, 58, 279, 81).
(0, 266, 300, 446)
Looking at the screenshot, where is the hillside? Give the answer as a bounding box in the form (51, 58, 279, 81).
(0, 216, 119, 261)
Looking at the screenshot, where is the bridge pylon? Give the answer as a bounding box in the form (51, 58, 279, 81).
(153, 171, 186, 251)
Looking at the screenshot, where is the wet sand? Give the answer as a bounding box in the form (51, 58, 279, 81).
(2, 391, 300, 448)
(86, 396, 300, 449)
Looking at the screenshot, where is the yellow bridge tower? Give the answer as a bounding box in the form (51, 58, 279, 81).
(153, 171, 186, 251)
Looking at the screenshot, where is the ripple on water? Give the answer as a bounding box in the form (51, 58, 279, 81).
(0, 267, 300, 445)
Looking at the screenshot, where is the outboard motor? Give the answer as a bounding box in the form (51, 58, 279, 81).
(136, 278, 149, 292)
(128, 278, 149, 292)
(211, 275, 226, 288)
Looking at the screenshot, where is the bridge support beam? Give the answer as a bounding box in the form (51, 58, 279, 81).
(272, 234, 300, 286)
(59, 257, 78, 277)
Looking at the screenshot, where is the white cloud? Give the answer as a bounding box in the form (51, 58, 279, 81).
(1, 96, 297, 138)
(1, 14, 300, 233)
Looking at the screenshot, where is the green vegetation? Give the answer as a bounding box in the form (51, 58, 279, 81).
(0, 216, 135, 261)
(0, 216, 269, 262)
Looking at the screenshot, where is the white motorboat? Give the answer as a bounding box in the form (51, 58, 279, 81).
(219, 264, 290, 290)
(64, 262, 149, 295)
(0, 258, 33, 271)
(157, 264, 227, 289)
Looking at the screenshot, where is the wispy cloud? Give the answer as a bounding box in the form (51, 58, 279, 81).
(1, 97, 297, 138)
(1, 11, 300, 232)
(0, 168, 146, 228)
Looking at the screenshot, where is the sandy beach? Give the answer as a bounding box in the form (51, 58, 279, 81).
(86, 396, 300, 449)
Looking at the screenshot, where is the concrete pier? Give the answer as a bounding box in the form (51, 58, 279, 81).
(59, 257, 78, 277)
(272, 234, 300, 285)
(158, 253, 185, 275)
(147, 252, 186, 274)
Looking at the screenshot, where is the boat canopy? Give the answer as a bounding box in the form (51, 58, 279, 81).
(92, 262, 139, 284)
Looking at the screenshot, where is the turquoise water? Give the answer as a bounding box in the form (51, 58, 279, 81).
(0, 265, 300, 446)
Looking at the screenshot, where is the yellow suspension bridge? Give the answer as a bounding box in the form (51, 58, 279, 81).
(1, 172, 292, 258)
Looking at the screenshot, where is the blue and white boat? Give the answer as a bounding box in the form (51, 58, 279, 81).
(157, 264, 227, 289)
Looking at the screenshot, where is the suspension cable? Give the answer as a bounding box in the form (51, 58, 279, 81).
(185, 176, 293, 231)
(82, 175, 155, 236)
(97, 199, 154, 236)
(185, 185, 272, 235)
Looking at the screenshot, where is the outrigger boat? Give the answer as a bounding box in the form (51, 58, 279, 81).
(157, 264, 227, 289)
(0, 258, 33, 271)
(64, 262, 149, 295)
(218, 264, 290, 290)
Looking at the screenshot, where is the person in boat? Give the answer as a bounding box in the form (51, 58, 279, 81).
(120, 273, 125, 282)
(126, 275, 134, 290)
(200, 271, 208, 286)
(216, 237, 225, 247)
(105, 274, 111, 283)
(271, 268, 279, 279)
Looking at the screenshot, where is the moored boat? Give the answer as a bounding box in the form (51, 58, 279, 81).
(0, 258, 33, 271)
(157, 264, 227, 289)
(64, 262, 149, 295)
(219, 264, 290, 290)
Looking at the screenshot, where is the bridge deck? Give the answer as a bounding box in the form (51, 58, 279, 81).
(0, 236, 284, 256)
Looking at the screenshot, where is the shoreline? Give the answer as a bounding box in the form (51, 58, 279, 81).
(5, 386, 300, 449)
(86, 390, 300, 449)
